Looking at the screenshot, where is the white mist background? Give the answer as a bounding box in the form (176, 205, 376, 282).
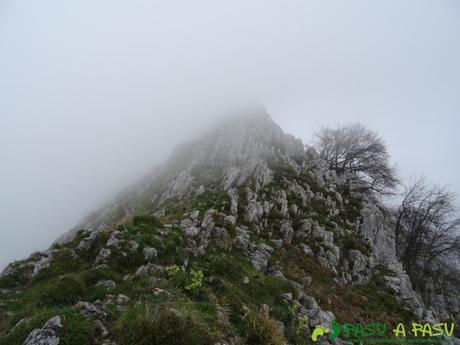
(0, 0, 459, 268)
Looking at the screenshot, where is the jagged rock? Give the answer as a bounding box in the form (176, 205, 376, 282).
(1, 261, 34, 284)
(312, 225, 334, 244)
(190, 210, 200, 220)
(250, 243, 273, 271)
(300, 243, 313, 256)
(233, 227, 250, 250)
(180, 218, 195, 229)
(196, 185, 205, 195)
(142, 246, 158, 260)
(296, 219, 314, 238)
(127, 240, 139, 252)
(287, 181, 313, 207)
(275, 191, 289, 216)
(184, 226, 200, 238)
(116, 294, 130, 305)
(245, 201, 264, 223)
(135, 263, 164, 277)
(281, 292, 293, 301)
(77, 231, 99, 251)
(153, 208, 165, 218)
(348, 249, 371, 284)
(23, 316, 62, 345)
(74, 301, 107, 321)
(201, 209, 216, 230)
(106, 231, 121, 247)
(212, 226, 230, 243)
(228, 188, 239, 216)
(94, 248, 111, 265)
(289, 204, 298, 216)
(223, 215, 236, 226)
(280, 221, 294, 244)
(32, 253, 52, 277)
(96, 280, 116, 289)
(270, 239, 283, 248)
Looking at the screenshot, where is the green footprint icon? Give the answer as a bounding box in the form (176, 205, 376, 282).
(311, 325, 330, 342)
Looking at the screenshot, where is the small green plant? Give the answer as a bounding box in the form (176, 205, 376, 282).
(165, 264, 181, 277)
(185, 270, 204, 291)
(295, 315, 309, 344)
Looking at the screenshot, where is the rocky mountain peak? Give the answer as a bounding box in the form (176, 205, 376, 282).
(123, 110, 307, 207)
(2, 113, 459, 345)
(167, 109, 304, 170)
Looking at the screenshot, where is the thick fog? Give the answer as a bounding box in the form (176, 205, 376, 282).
(0, 0, 459, 268)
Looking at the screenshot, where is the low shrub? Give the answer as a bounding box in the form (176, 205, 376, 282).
(246, 312, 287, 345)
(116, 303, 216, 345)
(35, 274, 87, 307)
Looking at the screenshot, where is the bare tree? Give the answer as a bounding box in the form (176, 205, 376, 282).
(395, 177, 460, 284)
(313, 123, 398, 194)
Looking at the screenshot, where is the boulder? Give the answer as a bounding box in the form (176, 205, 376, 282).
(23, 316, 62, 345)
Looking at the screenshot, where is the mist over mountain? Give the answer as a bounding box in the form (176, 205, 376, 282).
(1, 112, 458, 345)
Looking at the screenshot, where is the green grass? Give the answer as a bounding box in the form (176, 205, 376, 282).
(115, 303, 217, 345)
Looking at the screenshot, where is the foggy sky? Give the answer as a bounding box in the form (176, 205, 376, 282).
(1, 0, 459, 268)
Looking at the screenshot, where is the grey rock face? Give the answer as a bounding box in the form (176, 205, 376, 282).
(127, 240, 139, 252)
(23, 316, 62, 345)
(96, 280, 116, 290)
(312, 225, 334, 244)
(142, 246, 158, 260)
(74, 301, 107, 321)
(106, 231, 121, 248)
(348, 249, 372, 284)
(116, 294, 130, 305)
(135, 263, 164, 277)
(300, 243, 313, 256)
(32, 253, 53, 277)
(233, 227, 251, 250)
(95, 248, 111, 265)
(224, 215, 236, 226)
(245, 201, 264, 223)
(77, 231, 99, 251)
(280, 221, 294, 244)
(228, 188, 239, 216)
(250, 243, 274, 271)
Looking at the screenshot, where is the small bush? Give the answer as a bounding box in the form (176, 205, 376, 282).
(185, 270, 204, 292)
(35, 274, 86, 306)
(116, 303, 216, 345)
(165, 264, 181, 277)
(246, 312, 287, 345)
(132, 215, 160, 227)
(59, 309, 95, 345)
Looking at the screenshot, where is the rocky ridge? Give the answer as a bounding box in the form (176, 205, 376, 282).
(1, 112, 458, 345)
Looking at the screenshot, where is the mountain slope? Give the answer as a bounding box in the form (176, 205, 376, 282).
(1, 111, 458, 345)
